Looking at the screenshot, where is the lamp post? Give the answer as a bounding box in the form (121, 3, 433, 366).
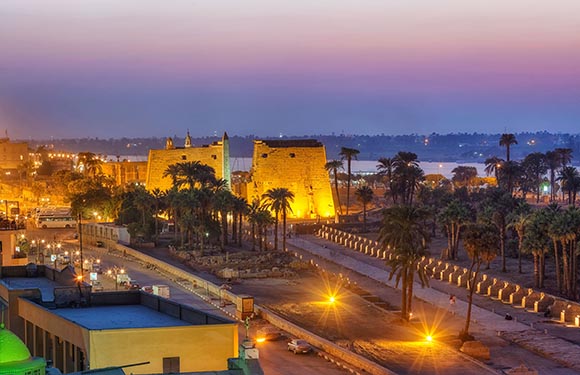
(107, 267, 125, 291)
(78, 212, 84, 281)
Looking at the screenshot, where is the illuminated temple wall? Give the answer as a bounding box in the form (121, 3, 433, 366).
(145, 133, 230, 192)
(247, 139, 335, 220)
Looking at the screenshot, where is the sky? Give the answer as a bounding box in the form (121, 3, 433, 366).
(1, 0, 580, 139)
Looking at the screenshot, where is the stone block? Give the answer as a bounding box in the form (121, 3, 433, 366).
(509, 285, 526, 305)
(498, 282, 517, 303)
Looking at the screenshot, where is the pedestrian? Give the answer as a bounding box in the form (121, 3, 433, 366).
(505, 313, 513, 321)
(449, 294, 456, 306)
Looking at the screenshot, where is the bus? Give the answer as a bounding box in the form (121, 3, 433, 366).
(36, 215, 77, 229)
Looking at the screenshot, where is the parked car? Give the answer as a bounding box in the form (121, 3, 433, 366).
(90, 281, 104, 292)
(140, 285, 153, 293)
(287, 339, 312, 354)
(125, 280, 140, 290)
(95, 240, 104, 247)
(257, 326, 282, 342)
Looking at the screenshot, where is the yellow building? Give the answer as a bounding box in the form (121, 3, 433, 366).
(0, 265, 238, 374)
(145, 132, 231, 192)
(0, 137, 28, 173)
(0, 229, 29, 267)
(101, 160, 148, 186)
(247, 139, 335, 220)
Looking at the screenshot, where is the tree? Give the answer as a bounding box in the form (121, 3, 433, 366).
(377, 157, 397, 204)
(479, 189, 519, 272)
(77, 152, 103, 177)
(355, 186, 374, 231)
(379, 205, 431, 321)
(325, 160, 344, 215)
(484, 156, 504, 182)
(521, 152, 548, 203)
(461, 223, 498, 339)
(164, 161, 217, 190)
(339, 147, 360, 215)
(262, 187, 295, 251)
(522, 210, 551, 287)
(558, 166, 580, 206)
(546, 151, 562, 202)
(392, 152, 423, 205)
(499, 133, 517, 162)
(439, 200, 472, 260)
(451, 166, 478, 190)
(507, 202, 531, 274)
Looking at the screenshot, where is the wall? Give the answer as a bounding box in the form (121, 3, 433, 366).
(145, 135, 229, 192)
(101, 161, 147, 186)
(89, 324, 237, 373)
(247, 140, 335, 220)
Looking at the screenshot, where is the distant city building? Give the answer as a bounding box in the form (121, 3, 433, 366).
(145, 132, 231, 191)
(0, 137, 28, 176)
(247, 139, 335, 220)
(0, 265, 238, 374)
(0, 228, 28, 267)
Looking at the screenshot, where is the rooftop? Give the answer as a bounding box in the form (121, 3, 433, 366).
(1, 276, 62, 302)
(257, 139, 323, 148)
(51, 305, 192, 330)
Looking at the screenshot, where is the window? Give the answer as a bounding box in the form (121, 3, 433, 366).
(181, 155, 187, 160)
(289, 153, 296, 158)
(163, 357, 180, 374)
(211, 154, 217, 160)
(261, 153, 268, 158)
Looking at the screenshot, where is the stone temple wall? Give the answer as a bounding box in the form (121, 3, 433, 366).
(247, 139, 335, 220)
(145, 136, 229, 192)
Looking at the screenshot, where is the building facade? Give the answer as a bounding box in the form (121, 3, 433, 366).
(145, 132, 231, 192)
(0, 265, 238, 374)
(247, 139, 335, 220)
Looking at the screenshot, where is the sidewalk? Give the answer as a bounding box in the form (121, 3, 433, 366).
(288, 235, 580, 371)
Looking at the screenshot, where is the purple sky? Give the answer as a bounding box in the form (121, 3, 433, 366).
(1, 0, 579, 139)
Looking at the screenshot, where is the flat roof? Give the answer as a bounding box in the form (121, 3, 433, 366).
(51, 305, 192, 330)
(1, 277, 58, 302)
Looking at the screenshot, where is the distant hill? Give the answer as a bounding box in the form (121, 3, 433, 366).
(23, 132, 580, 163)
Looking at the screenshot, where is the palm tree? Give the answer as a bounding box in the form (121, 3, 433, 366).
(521, 152, 548, 203)
(499, 133, 517, 162)
(392, 151, 422, 205)
(546, 151, 562, 202)
(325, 160, 344, 215)
(150, 188, 166, 237)
(378, 205, 431, 321)
(484, 156, 504, 182)
(339, 147, 360, 215)
(377, 157, 397, 204)
(165, 161, 218, 190)
(354, 186, 374, 231)
(498, 160, 521, 194)
(522, 210, 551, 287)
(232, 196, 248, 247)
(213, 189, 235, 249)
(451, 166, 478, 189)
(507, 202, 531, 274)
(558, 166, 580, 206)
(555, 148, 573, 168)
(246, 199, 263, 250)
(262, 188, 295, 251)
(461, 223, 498, 339)
(77, 152, 103, 177)
(438, 199, 472, 260)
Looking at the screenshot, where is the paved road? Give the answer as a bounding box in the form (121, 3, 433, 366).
(288, 235, 580, 374)
(71, 243, 350, 375)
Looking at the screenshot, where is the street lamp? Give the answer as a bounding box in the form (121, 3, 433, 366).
(107, 267, 125, 291)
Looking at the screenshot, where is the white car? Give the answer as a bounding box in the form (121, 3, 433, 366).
(287, 339, 312, 354)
